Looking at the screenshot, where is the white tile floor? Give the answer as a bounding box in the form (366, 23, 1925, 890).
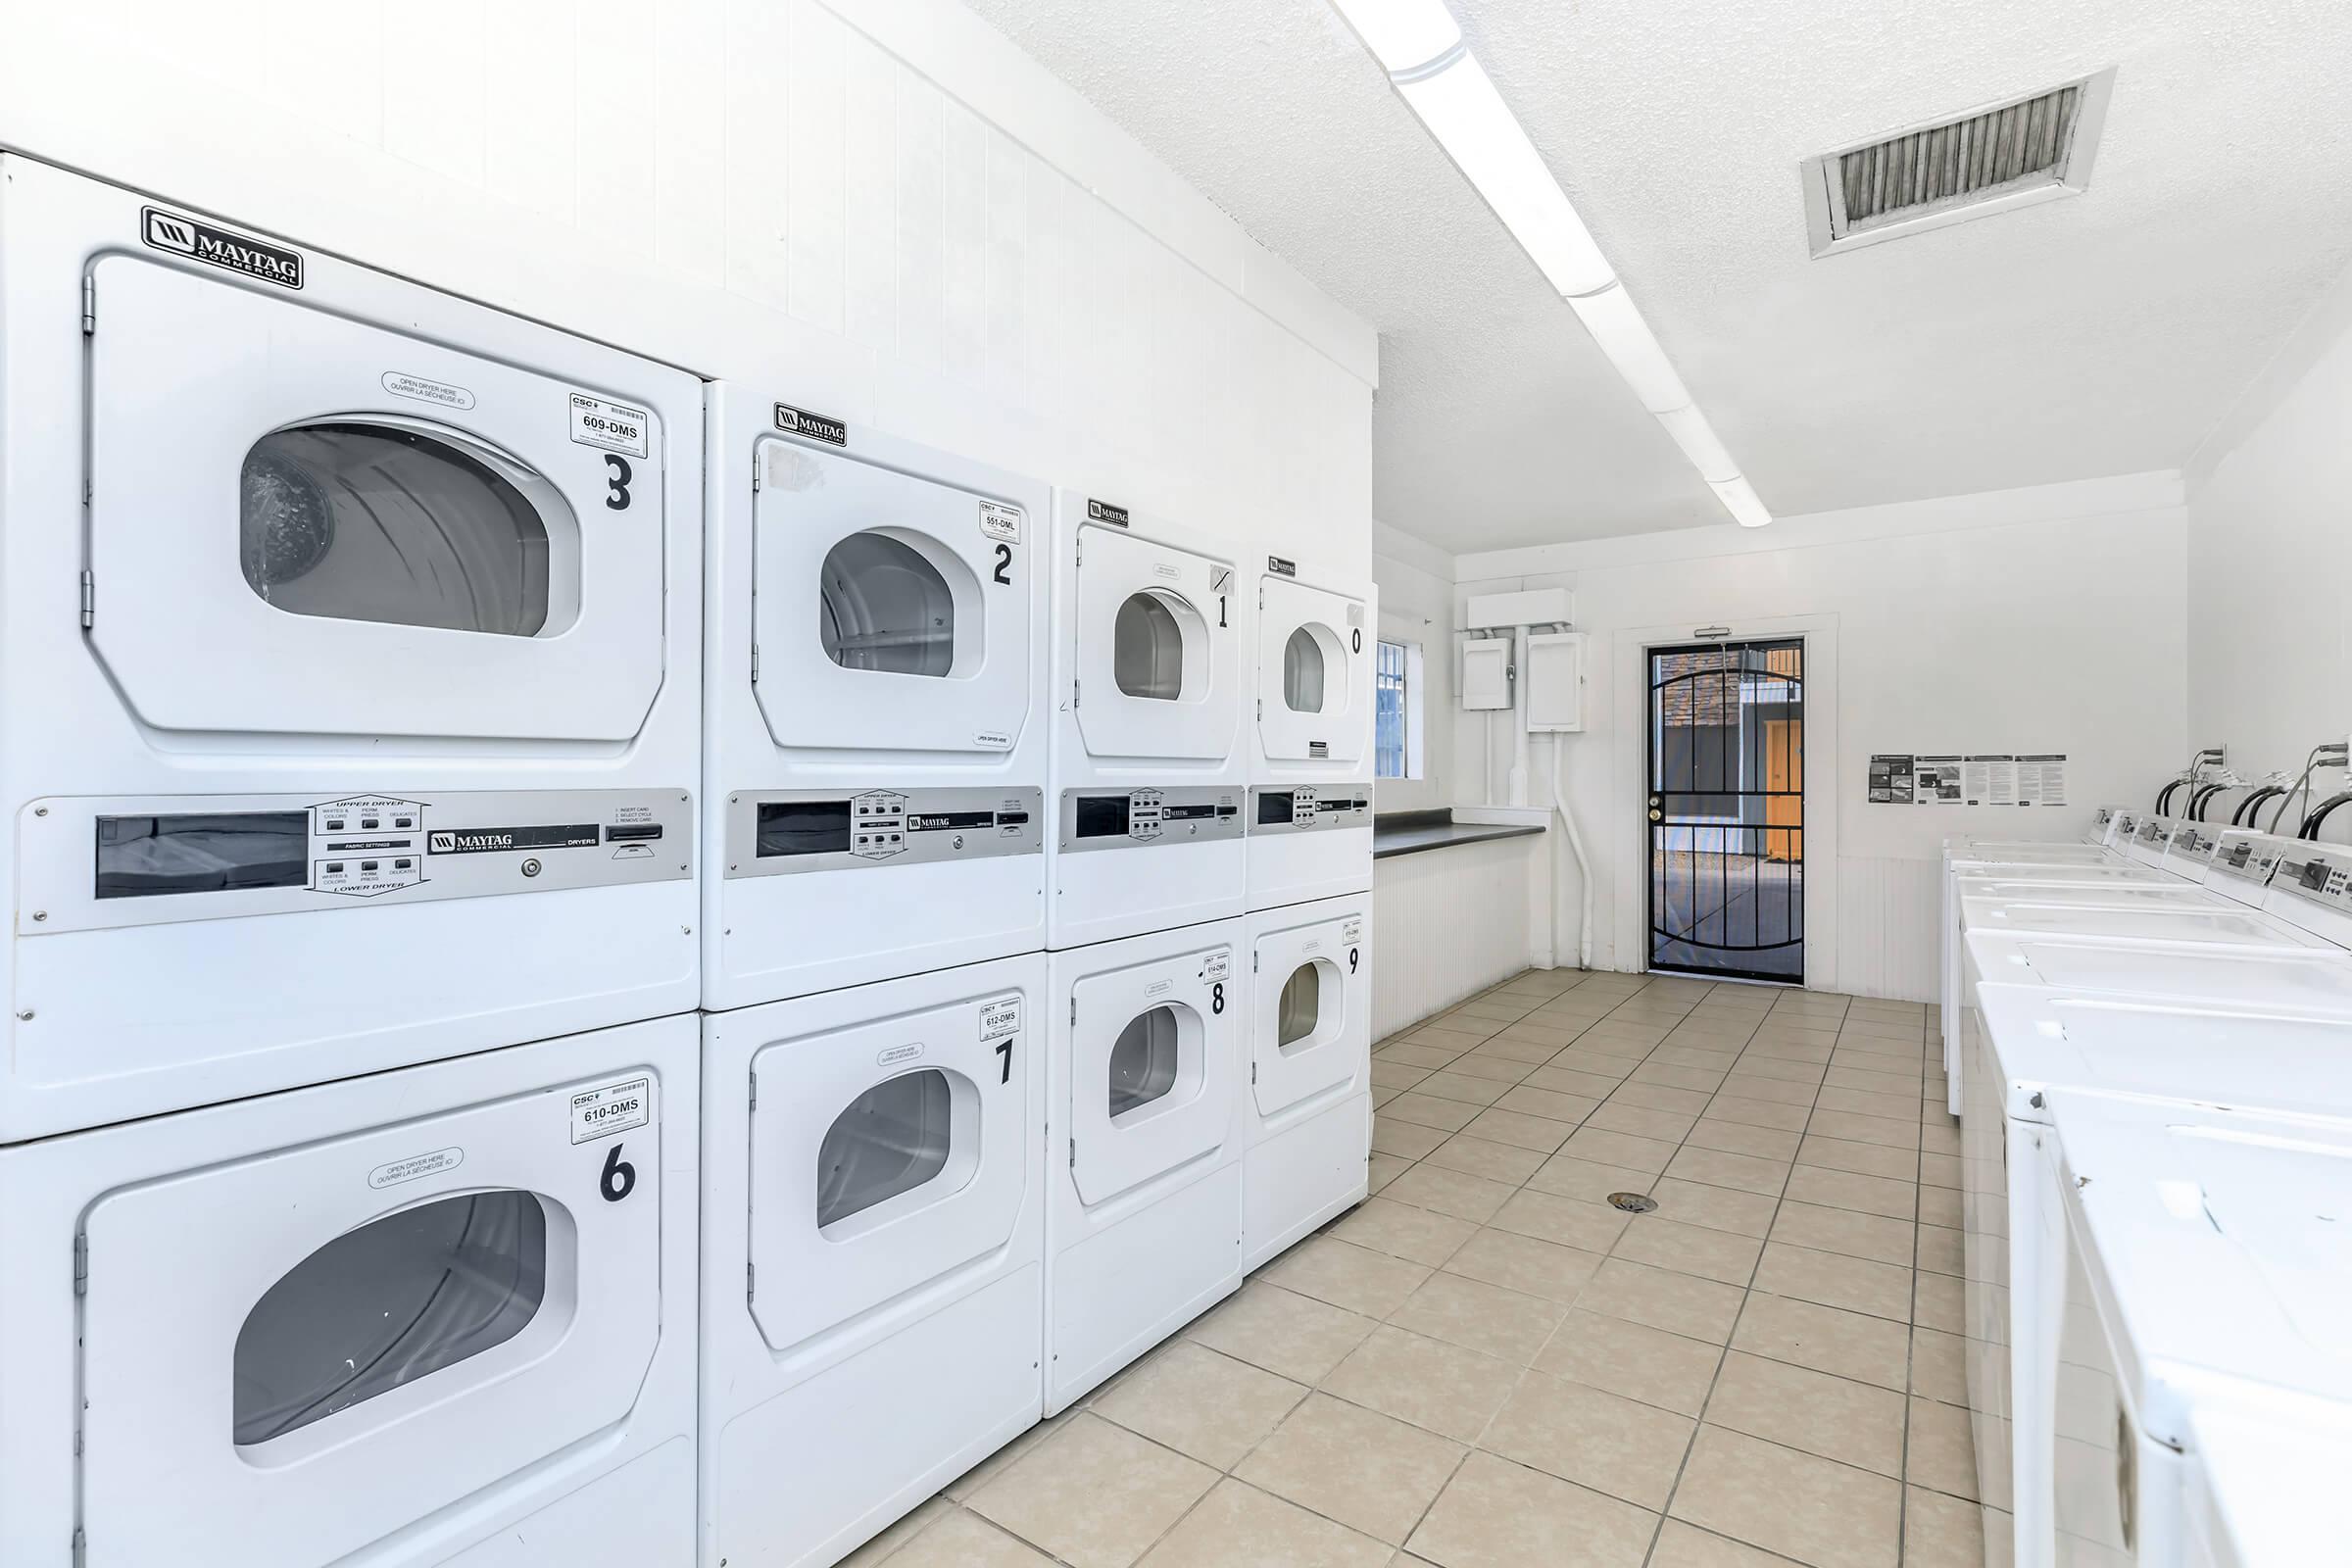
(848, 967, 1977, 1568)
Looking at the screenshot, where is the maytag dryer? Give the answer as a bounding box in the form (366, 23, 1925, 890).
(0, 158, 701, 1140)
(703, 392, 1048, 1009)
(1239, 893, 1372, 1271)
(1047, 492, 1247, 949)
(0, 1014, 699, 1568)
(1246, 554, 1374, 910)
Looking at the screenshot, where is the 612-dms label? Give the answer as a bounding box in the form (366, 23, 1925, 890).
(570, 1077, 651, 1144)
(569, 392, 650, 458)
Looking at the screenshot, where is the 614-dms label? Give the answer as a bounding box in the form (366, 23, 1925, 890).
(570, 1077, 652, 1144)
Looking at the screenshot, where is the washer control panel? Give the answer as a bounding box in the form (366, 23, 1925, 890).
(727, 786, 1042, 878)
(2207, 829, 2288, 906)
(26, 788, 692, 934)
(2166, 822, 2222, 865)
(2277, 843, 2352, 907)
(1249, 785, 1372, 835)
(1058, 786, 1244, 854)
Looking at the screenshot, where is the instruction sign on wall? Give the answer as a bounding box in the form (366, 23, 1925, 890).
(1868, 753, 2064, 804)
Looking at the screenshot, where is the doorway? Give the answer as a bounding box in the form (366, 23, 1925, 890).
(1646, 639, 1804, 982)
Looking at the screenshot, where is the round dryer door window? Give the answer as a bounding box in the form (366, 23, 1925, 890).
(232, 1190, 549, 1446)
(819, 532, 959, 677)
(815, 1069, 956, 1231)
(1276, 963, 1321, 1049)
(1282, 628, 1326, 713)
(240, 421, 579, 637)
(1108, 1005, 1182, 1120)
(1114, 594, 1194, 702)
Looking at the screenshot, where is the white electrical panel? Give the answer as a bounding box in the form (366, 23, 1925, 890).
(1525, 632, 1586, 732)
(1460, 638, 1512, 710)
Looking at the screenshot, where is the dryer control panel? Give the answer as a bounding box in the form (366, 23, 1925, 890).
(24, 788, 693, 934)
(1058, 787, 1243, 853)
(1249, 785, 1371, 835)
(725, 786, 1042, 877)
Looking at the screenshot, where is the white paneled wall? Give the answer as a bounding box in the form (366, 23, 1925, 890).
(0, 0, 1376, 572)
(1371, 838, 1537, 1040)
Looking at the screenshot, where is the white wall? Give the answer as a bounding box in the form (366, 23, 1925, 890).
(1447, 473, 2190, 1001)
(1372, 834, 1534, 1039)
(0, 0, 1376, 573)
(2185, 260, 2352, 798)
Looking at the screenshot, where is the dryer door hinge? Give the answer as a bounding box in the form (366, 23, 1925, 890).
(751, 462, 761, 494)
(80, 276, 95, 335)
(1070, 678, 1079, 710)
(1255, 698, 1262, 721)
(1250, 1062, 1257, 1084)
(79, 570, 94, 630)
(746, 1261, 756, 1300)
(1074, 536, 1082, 566)
(1069, 998, 1077, 1025)
(747, 1073, 757, 1112)
(72, 1233, 87, 1296)
(750, 643, 760, 684)
(1067, 1140, 1076, 1169)
(1252, 953, 1260, 973)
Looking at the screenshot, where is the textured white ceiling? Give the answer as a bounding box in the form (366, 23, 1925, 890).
(963, 0, 2352, 552)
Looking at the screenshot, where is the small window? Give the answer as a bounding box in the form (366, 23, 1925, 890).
(232, 1192, 547, 1446)
(1277, 963, 1321, 1048)
(1376, 639, 1420, 780)
(817, 1070, 953, 1230)
(820, 532, 957, 676)
(1114, 594, 1186, 701)
(1283, 627, 1326, 713)
(241, 422, 565, 636)
(1108, 1005, 1181, 1120)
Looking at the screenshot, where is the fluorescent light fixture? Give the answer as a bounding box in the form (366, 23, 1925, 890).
(1394, 54, 1615, 298)
(1327, 0, 1461, 73)
(1656, 405, 1740, 484)
(1566, 284, 1690, 414)
(1330, 0, 1773, 527)
(1709, 474, 1773, 528)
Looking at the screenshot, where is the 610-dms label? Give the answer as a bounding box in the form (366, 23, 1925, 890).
(570, 1077, 651, 1143)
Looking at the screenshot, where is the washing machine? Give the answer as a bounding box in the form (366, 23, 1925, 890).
(1246, 555, 1375, 910)
(1241, 894, 1373, 1272)
(2032, 1090, 2352, 1568)
(697, 954, 1044, 1567)
(0, 158, 702, 1141)
(1047, 492, 1248, 949)
(1045, 918, 1246, 1413)
(0, 1012, 698, 1568)
(701, 393, 1049, 1009)
(2180, 1400, 2352, 1568)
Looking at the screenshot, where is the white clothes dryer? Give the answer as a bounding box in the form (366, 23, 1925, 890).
(1240, 895, 1372, 1272)
(697, 955, 1044, 1567)
(1957, 978, 2352, 1568)
(2034, 1092, 2352, 1568)
(1045, 919, 1246, 1413)
(0, 158, 701, 1141)
(1246, 555, 1374, 911)
(702, 393, 1049, 1009)
(0, 1013, 698, 1568)
(2180, 1401, 2352, 1568)
(1047, 493, 1248, 950)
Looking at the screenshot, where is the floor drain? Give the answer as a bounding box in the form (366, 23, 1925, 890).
(1607, 1192, 1658, 1213)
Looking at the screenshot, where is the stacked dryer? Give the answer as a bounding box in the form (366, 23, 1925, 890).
(0, 162, 705, 1568)
(696, 393, 1053, 1566)
(1038, 492, 1253, 1413)
(1240, 551, 1378, 1272)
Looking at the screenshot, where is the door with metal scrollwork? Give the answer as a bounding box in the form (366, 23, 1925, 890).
(1646, 640, 1803, 982)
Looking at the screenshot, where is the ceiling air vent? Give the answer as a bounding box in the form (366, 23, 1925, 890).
(1801, 68, 2116, 257)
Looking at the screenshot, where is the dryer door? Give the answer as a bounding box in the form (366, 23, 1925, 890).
(746, 989, 1031, 1352)
(753, 437, 1033, 757)
(1071, 522, 1240, 763)
(1252, 909, 1368, 1117)
(1257, 575, 1370, 766)
(1069, 942, 1239, 1205)
(76, 1069, 663, 1567)
(86, 257, 669, 743)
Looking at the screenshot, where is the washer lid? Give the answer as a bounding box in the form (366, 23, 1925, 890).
(1967, 931, 2352, 1010)
(1976, 985, 2352, 1123)
(1959, 901, 2328, 949)
(2047, 1090, 2352, 1438)
(2186, 1400, 2352, 1568)
(1953, 879, 2222, 908)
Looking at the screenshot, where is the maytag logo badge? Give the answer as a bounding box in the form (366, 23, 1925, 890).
(1267, 556, 1298, 577)
(428, 823, 602, 855)
(141, 208, 304, 289)
(774, 402, 848, 446)
(1087, 498, 1131, 527)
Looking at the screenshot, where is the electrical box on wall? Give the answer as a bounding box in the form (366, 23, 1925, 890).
(1525, 632, 1586, 732)
(1460, 638, 1512, 710)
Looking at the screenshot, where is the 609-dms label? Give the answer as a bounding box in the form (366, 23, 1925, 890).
(569, 392, 651, 458)
(570, 1077, 652, 1143)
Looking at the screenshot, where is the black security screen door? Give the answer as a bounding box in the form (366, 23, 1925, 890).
(1647, 640, 1803, 983)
